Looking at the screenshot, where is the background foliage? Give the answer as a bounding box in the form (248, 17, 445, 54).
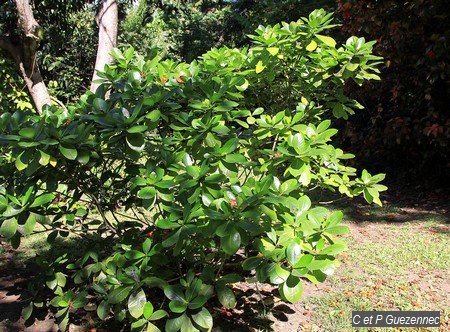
(336, 0, 449, 184)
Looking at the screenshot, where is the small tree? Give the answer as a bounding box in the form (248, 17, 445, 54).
(0, 9, 385, 331)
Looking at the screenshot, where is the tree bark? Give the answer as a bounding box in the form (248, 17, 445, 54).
(90, 0, 118, 93)
(0, 0, 53, 114)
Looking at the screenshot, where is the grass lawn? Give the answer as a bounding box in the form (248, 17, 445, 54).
(299, 203, 449, 332)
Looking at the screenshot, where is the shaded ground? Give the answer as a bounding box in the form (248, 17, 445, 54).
(1, 194, 449, 331)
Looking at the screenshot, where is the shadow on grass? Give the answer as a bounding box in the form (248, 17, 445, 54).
(213, 287, 276, 331)
(0, 234, 113, 331)
(311, 189, 449, 226)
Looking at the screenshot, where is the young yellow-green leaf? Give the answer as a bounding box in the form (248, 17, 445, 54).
(146, 322, 161, 332)
(299, 166, 312, 186)
(267, 47, 279, 55)
(38, 150, 50, 166)
(149, 309, 168, 321)
(346, 63, 359, 71)
(49, 157, 57, 167)
(144, 301, 155, 319)
(15, 152, 27, 171)
(316, 35, 336, 48)
(306, 40, 318, 51)
(236, 79, 249, 91)
(255, 61, 265, 74)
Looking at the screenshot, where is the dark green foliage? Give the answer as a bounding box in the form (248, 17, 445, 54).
(336, 0, 449, 184)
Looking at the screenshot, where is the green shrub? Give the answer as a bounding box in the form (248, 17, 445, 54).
(0, 9, 385, 331)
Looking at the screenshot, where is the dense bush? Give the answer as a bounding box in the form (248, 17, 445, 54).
(0, 10, 385, 331)
(336, 0, 449, 183)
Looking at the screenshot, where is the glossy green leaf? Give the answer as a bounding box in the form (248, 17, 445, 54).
(164, 285, 185, 302)
(137, 186, 156, 199)
(219, 138, 239, 154)
(216, 285, 236, 309)
(97, 300, 110, 320)
(268, 263, 290, 285)
(108, 286, 133, 304)
(191, 307, 213, 329)
(279, 276, 304, 303)
(169, 300, 188, 313)
(242, 257, 264, 270)
(128, 289, 147, 318)
(126, 133, 145, 152)
(0, 218, 18, 239)
(165, 314, 185, 332)
(149, 309, 168, 321)
(22, 302, 33, 321)
(220, 229, 241, 255)
(286, 242, 302, 266)
(19, 128, 36, 138)
(93, 98, 108, 111)
(320, 243, 347, 255)
(59, 145, 78, 160)
(30, 193, 55, 208)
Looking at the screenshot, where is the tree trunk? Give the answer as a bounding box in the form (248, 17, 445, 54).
(11, 0, 52, 114)
(90, 0, 118, 93)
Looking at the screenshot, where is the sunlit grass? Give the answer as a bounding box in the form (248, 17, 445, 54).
(302, 203, 449, 332)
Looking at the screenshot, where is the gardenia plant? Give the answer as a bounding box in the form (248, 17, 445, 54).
(0, 9, 386, 332)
